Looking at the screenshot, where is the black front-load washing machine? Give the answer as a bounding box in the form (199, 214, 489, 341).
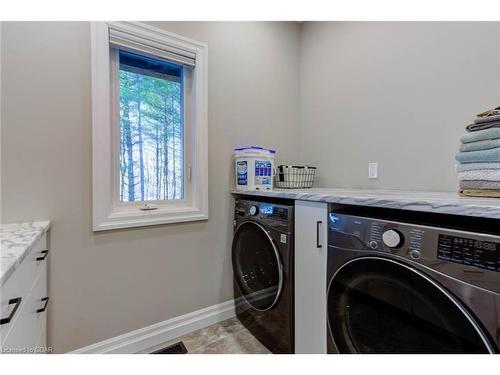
(326, 207, 500, 354)
(231, 198, 294, 353)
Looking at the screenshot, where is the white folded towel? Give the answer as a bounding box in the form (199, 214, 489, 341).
(458, 169, 500, 181)
(456, 163, 500, 172)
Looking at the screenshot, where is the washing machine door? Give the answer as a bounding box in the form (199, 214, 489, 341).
(327, 256, 494, 353)
(232, 221, 283, 312)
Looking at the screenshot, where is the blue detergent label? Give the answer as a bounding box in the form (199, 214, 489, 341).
(237, 161, 248, 185)
(255, 160, 272, 186)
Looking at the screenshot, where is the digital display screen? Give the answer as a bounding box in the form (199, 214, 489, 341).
(260, 205, 274, 214)
(474, 241, 497, 251)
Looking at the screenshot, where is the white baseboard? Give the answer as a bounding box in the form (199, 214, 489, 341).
(70, 299, 236, 354)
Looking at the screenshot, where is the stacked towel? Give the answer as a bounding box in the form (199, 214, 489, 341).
(455, 105, 500, 198)
(465, 119, 500, 132)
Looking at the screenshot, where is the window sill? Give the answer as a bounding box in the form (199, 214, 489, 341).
(93, 206, 208, 231)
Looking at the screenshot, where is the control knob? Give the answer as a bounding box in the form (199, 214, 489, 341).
(410, 250, 421, 260)
(382, 229, 404, 248)
(249, 205, 259, 216)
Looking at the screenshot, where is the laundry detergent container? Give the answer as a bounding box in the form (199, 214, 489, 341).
(234, 146, 275, 190)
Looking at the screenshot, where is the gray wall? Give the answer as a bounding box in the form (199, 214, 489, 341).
(1, 22, 300, 352)
(299, 22, 500, 191)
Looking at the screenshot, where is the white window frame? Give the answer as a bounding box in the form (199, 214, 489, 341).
(91, 22, 208, 231)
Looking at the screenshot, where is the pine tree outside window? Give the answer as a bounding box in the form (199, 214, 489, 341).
(118, 51, 184, 203)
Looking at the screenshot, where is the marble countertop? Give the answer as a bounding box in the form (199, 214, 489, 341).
(231, 188, 500, 219)
(0, 221, 51, 286)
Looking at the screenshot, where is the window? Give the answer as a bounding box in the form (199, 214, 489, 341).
(91, 22, 208, 231)
(118, 51, 184, 202)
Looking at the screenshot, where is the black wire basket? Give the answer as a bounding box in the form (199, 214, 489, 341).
(274, 165, 317, 189)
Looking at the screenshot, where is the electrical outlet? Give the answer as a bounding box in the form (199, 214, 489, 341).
(368, 162, 378, 179)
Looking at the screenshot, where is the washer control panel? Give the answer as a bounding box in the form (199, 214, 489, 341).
(437, 234, 500, 272)
(328, 211, 500, 292)
(366, 221, 424, 254)
(234, 199, 293, 228)
(328, 213, 424, 255)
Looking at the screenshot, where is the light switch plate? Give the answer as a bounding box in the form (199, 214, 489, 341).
(368, 162, 378, 179)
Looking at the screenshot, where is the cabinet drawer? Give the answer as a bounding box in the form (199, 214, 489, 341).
(0, 233, 48, 346)
(2, 266, 48, 353)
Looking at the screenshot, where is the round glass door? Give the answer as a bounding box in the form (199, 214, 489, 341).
(232, 221, 283, 311)
(328, 257, 492, 353)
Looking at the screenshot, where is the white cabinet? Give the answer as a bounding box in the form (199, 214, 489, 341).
(1, 233, 49, 354)
(294, 200, 328, 354)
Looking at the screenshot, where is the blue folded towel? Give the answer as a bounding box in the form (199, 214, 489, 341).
(460, 128, 500, 144)
(459, 138, 500, 152)
(455, 147, 500, 163)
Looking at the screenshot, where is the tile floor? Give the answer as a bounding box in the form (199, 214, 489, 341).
(139, 317, 271, 354)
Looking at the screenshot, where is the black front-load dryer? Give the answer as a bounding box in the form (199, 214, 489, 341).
(232, 198, 294, 353)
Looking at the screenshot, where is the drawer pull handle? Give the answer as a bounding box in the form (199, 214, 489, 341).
(37, 297, 49, 313)
(36, 250, 49, 261)
(0, 297, 22, 325)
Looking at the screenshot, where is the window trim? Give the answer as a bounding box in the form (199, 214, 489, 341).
(91, 22, 208, 231)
